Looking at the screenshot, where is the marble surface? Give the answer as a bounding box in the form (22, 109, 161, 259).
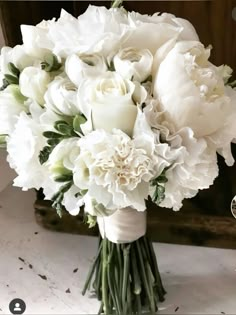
(0, 183, 236, 314)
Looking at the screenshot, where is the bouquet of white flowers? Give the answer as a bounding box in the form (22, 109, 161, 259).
(1, 1, 236, 314)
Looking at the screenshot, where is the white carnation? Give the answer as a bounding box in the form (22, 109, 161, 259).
(6, 112, 48, 190)
(0, 85, 28, 135)
(73, 129, 156, 211)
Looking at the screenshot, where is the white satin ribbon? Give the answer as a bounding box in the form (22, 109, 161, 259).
(97, 207, 147, 244)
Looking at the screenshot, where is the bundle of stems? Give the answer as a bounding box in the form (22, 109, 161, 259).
(82, 235, 166, 315)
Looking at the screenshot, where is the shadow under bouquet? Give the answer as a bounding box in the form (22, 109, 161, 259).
(0, 1, 236, 314)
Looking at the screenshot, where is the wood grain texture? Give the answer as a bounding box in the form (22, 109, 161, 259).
(34, 199, 236, 249)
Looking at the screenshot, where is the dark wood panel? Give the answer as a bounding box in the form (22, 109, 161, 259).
(34, 199, 236, 249)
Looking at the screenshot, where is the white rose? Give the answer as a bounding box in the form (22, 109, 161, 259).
(65, 53, 107, 86)
(78, 72, 147, 137)
(0, 45, 34, 75)
(113, 47, 153, 82)
(0, 85, 28, 135)
(19, 67, 51, 105)
(44, 77, 80, 116)
(154, 41, 232, 138)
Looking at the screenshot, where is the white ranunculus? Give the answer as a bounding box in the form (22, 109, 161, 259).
(6, 112, 48, 190)
(47, 138, 80, 179)
(78, 72, 147, 137)
(19, 67, 51, 105)
(21, 19, 55, 59)
(154, 41, 232, 138)
(113, 47, 153, 82)
(0, 45, 34, 75)
(65, 53, 107, 86)
(44, 77, 80, 116)
(0, 85, 28, 135)
(74, 129, 155, 212)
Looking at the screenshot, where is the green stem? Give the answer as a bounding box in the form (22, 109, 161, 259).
(82, 242, 102, 295)
(122, 245, 130, 313)
(147, 238, 166, 298)
(116, 243, 123, 299)
(136, 294, 142, 315)
(135, 241, 152, 309)
(130, 246, 141, 295)
(102, 238, 110, 315)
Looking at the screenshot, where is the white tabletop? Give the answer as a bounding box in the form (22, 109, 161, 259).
(0, 183, 236, 315)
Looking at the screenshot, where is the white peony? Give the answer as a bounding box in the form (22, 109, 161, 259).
(125, 11, 199, 54)
(21, 19, 55, 59)
(78, 71, 147, 137)
(65, 53, 107, 87)
(113, 47, 153, 82)
(6, 112, 48, 190)
(73, 129, 155, 211)
(144, 100, 219, 210)
(44, 76, 80, 116)
(0, 85, 28, 135)
(49, 7, 130, 57)
(19, 66, 51, 105)
(153, 41, 232, 139)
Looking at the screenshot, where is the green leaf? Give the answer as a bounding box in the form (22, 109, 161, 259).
(39, 146, 54, 164)
(157, 175, 168, 184)
(0, 134, 7, 148)
(0, 78, 10, 91)
(57, 124, 74, 136)
(8, 63, 20, 77)
(5, 74, 19, 85)
(86, 214, 97, 228)
(54, 173, 73, 183)
(47, 138, 61, 146)
(59, 181, 73, 194)
(43, 131, 63, 139)
(73, 115, 86, 133)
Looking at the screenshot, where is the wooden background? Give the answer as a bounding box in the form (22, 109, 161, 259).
(1, 0, 236, 247)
